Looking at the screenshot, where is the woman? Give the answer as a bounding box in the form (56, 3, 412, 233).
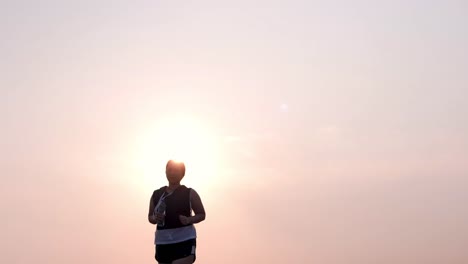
(148, 160, 206, 264)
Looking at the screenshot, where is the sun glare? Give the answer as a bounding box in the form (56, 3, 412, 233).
(133, 116, 220, 190)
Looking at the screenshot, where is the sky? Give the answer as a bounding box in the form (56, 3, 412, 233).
(1, 0, 468, 263)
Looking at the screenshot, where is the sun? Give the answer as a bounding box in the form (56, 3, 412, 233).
(132, 116, 220, 191)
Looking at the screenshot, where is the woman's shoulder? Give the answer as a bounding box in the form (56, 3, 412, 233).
(177, 185, 195, 195)
(187, 187, 200, 196)
(184, 185, 198, 193)
(152, 186, 167, 195)
(179, 185, 192, 193)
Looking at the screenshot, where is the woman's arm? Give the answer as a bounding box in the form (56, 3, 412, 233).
(148, 192, 157, 225)
(189, 189, 206, 224)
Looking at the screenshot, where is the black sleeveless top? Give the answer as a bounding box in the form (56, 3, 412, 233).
(151, 185, 192, 230)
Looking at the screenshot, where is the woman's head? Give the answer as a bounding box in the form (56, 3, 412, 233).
(165, 160, 186, 184)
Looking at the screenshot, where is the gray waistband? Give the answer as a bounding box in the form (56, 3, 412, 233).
(155, 225, 197, 245)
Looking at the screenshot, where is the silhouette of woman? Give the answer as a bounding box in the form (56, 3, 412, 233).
(148, 160, 206, 264)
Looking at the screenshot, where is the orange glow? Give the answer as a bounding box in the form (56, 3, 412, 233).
(132, 115, 221, 191)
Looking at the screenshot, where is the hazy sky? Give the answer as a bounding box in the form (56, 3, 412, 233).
(1, 1, 468, 263)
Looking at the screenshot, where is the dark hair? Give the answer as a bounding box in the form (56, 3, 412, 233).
(166, 160, 186, 176)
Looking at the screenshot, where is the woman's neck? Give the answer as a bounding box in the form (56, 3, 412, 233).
(167, 183, 181, 192)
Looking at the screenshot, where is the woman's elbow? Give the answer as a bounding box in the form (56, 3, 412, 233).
(148, 216, 156, 225)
